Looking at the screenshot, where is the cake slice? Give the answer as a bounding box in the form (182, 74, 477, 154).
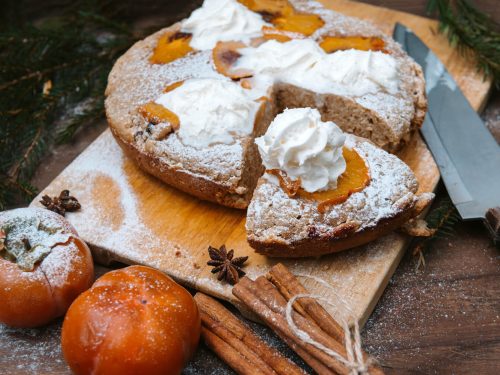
(246, 108, 433, 257)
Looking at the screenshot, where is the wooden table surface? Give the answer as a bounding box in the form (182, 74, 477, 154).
(1, 1, 500, 374)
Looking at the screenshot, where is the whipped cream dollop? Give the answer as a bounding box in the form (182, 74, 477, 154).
(255, 108, 347, 193)
(155, 78, 260, 149)
(181, 0, 268, 50)
(234, 39, 399, 96)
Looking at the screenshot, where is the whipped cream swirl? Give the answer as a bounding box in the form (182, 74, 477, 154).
(255, 108, 347, 193)
(181, 0, 268, 50)
(155, 78, 260, 149)
(235, 39, 399, 96)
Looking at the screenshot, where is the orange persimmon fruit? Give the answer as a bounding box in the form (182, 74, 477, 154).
(0, 207, 94, 328)
(61, 265, 201, 375)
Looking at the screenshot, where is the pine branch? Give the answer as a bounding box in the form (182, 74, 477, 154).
(412, 198, 462, 271)
(56, 98, 105, 143)
(427, 0, 500, 85)
(0, 1, 137, 209)
(9, 126, 44, 180)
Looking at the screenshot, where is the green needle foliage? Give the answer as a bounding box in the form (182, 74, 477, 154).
(427, 0, 500, 85)
(424, 197, 461, 237)
(0, 1, 137, 209)
(413, 197, 462, 270)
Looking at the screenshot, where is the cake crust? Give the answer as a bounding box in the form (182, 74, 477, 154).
(248, 207, 420, 257)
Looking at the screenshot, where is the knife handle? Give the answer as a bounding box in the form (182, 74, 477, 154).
(485, 207, 500, 248)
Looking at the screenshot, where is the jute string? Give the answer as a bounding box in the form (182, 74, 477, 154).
(284, 274, 372, 375)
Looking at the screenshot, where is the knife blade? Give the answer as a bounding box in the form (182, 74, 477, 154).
(393, 23, 500, 246)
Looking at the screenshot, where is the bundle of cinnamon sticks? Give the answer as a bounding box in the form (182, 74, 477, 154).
(194, 292, 305, 375)
(196, 263, 384, 375)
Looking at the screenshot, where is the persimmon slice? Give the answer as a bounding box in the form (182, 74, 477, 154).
(238, 0, 289, 16)
(261, 26, 298, 42)
(163, 80, 184, 93)
(298, 147, 370, 213)
(320, 36, 387, 53)
(139, 102, 180, 130)
(267, 169, 301, 197)
(240, 78, 253, 89)
(238, 0, 324, 36)
(213, 41, 252, 79)
(150, 31, 194, 64)
(272, 12, 324, 36)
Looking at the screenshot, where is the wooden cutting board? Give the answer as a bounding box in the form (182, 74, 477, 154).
(31, 0, 491, 326)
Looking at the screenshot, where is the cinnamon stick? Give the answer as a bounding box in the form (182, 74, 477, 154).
(233, 278, 335, 375)
(267, 264, 385, 375)
(202, 314, 276, 375)
(195, 293, 305, 375)
(234, 277, 349, 375)
(202, 327, 264, 375)
(233, 273, 385, 375)
(267, 263, 344, 343)
(255, 276, 353, 374)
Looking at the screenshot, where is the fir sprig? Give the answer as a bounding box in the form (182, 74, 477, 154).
(412, 198, 462, 270)
(0, 2, 136, 209)
(427, 0, 500, 85)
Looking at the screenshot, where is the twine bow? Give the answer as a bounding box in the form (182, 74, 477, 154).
(285, 275, 373, 375)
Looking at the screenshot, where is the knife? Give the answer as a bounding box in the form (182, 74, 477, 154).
(393, 23, 500, 247)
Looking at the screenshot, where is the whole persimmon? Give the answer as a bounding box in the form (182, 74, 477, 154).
(0, 207, 94, 328)
(61, 265, 201, 375)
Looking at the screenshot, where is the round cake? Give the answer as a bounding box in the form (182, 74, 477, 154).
(105, 0, 426, 209)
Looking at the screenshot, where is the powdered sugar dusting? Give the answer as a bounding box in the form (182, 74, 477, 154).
(153, 133, 245, 187)
(39, 241, 82, 289)
(279, 233, 407, 325)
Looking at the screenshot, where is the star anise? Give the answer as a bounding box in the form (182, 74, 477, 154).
(40, 190, 81, 216)
(207, 245, 248, 285)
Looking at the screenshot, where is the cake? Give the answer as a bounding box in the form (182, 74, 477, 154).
(246, 108, 433, 257)
(105, 0, 426, 209)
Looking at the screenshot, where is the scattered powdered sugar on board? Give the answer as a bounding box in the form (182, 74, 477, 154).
(30, 132, 201, 287)
(277, 233, 407, 325)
